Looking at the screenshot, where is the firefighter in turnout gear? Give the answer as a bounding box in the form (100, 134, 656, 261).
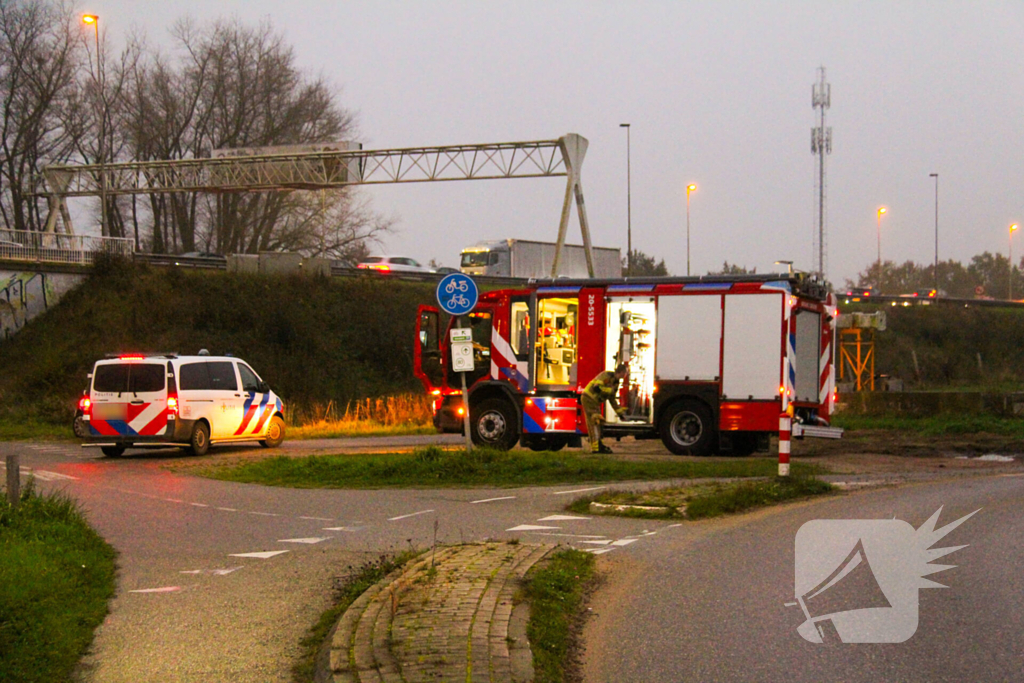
(582, 364, 629, 454)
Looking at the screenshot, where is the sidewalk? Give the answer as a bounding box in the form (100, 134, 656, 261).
(322, 543, 554, 683)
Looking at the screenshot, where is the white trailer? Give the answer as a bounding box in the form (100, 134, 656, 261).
(460, 239, 621, 279)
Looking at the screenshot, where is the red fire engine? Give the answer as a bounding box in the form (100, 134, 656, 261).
(414, 272, 842, 455)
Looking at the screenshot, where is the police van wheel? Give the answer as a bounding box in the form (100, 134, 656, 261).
(659, 400, 715, 456)
(186, 422, 210, 456)
(471, 399, 520, 451)
(100, 445, 125, 458)
(260, 416, 285, 448)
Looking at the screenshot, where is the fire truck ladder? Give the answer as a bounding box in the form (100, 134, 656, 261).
(29, 134, 596, 277)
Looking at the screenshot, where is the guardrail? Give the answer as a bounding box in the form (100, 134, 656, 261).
(0, 229, 134, 265)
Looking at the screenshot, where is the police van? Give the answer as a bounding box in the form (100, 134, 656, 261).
(78, 351, 285, 457)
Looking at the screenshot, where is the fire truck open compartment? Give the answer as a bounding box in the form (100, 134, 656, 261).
(604, 298, 656, 425)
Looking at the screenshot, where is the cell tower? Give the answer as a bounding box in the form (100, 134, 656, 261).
(811, 66, 832, 279)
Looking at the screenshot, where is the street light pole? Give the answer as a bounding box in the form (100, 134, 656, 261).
(686, 183, 696, 276)
(1010, 223, 1019, 300)
(619, 124, 631, 276)
(930, 173, 938, 293)
(83, 14, 106, 236)
(876, 207, 887, 290)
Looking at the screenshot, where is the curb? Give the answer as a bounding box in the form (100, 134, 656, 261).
(318, 542, 555, 683)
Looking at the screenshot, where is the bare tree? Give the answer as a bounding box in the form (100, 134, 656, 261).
(0, 0, 82, 232)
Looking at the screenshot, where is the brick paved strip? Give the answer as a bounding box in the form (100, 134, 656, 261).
(323, 543, 555, 683)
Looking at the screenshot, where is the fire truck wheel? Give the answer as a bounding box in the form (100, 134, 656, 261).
(186, 421, 210, 456)
(100, 445, 126, 458)
(471, 398, 520, 451)
(659, 400, 715, 456)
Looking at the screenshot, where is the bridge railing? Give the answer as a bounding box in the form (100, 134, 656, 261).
(0, 229, 134, 265)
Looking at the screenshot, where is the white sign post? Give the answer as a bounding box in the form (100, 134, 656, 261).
(450, 327, 475, 450)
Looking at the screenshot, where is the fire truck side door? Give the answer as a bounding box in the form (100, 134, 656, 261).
(415, 305, 444, 389)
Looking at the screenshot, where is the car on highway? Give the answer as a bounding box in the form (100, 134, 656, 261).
(356, 255, 433, 274)
(78, 351, 285, 457)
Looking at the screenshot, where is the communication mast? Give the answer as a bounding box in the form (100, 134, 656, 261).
(811, 66, 832, 279)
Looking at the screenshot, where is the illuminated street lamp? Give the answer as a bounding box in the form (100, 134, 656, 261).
(1010, 223, 1019, 300)
(82, 13, 106, 236)
(686, 183, 697, 276)
(876, 207, 887, 289)
(620, 123, 631, 276)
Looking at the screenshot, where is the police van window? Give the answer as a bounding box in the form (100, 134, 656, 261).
(128, 364, 165, 393)
(237, 364, 260, 393)
(510, 301, 530, 357)
(179, 362, 211, 390)
(207, 362, 238, 391)
(93, 364, 129, 392)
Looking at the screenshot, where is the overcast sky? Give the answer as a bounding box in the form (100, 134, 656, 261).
(90, 1, 1023, 285)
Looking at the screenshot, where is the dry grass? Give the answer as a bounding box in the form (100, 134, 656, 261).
(289, 394, 435, 439)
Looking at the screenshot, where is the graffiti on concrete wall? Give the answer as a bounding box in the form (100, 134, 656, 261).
(0, 271, 83, 339)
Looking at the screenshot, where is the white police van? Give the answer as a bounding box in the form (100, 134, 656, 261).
(79, 351, 285, 457)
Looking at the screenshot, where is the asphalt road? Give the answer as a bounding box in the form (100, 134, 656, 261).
(1, 438, 668, 682)
(583, 473, 1024, 682)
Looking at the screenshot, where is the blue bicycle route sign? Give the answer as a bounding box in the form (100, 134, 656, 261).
(436, 273, 478, 316)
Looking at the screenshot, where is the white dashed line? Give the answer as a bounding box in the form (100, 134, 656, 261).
(19, 469, 79, 481)
(189, 503, 209, 508)
(323, 526, 362, 532)
(551, 486, 606, 495)
(129, 586, 182, 594)
(538, 515, 589, 521)
(229, 550, 290, 559)
(470, 496, 517, 504)
(529, 532, 608, 539)
(216, 507, 238, 512)
(611, 539, 638, 547)
(583, 548, 614, 555)
(247, 511, 280, 517)
(579, 539, 613, 545)
(299, 516, 334, 521)
(506, 524, 560, 532)
(278, 537, 330, 544)
(180, 567, 243, 576)
(388, 509, 435, 521)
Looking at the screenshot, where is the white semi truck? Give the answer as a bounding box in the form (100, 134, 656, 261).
(460, 239, 621, 279)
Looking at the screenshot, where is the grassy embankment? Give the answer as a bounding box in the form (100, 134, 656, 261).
(569, 476, 834, 520)
(0, 485, 117, 683)
(197, 445, 817, 488)
(0, 258, 439, 439)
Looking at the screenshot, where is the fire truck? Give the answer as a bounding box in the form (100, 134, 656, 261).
(414, 272, 842, 455)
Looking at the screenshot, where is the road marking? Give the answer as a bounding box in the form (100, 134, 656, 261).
(506, 524, 561, 532)
(229, 550, 290, 559)
(470, 496, 517, 504)
(278, 537, 330, 544)
(611, 539, 638, 547)
(666, 523, 683, 528)
(129, 586, 182, 593)
(299, 516, 334, 521)
(189, 503, 209, 508)
(529, 532, 608, 539)
(582, 547, 614, 555)
(17, 468, 79, 481)
(538, 514, 589, 521)
(551, 486, 606, 495)
(247, 511, 280, 517)
(164, 498, 184, 503)
(216, 507, 238, 512)
(579, 539, 613, 545)
(388, 509, 435, 521)
(180, 567, 243, 576)
(323, 526, 362, 532)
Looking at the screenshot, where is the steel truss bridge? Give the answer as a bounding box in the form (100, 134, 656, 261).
(28, 134, 595, 277)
